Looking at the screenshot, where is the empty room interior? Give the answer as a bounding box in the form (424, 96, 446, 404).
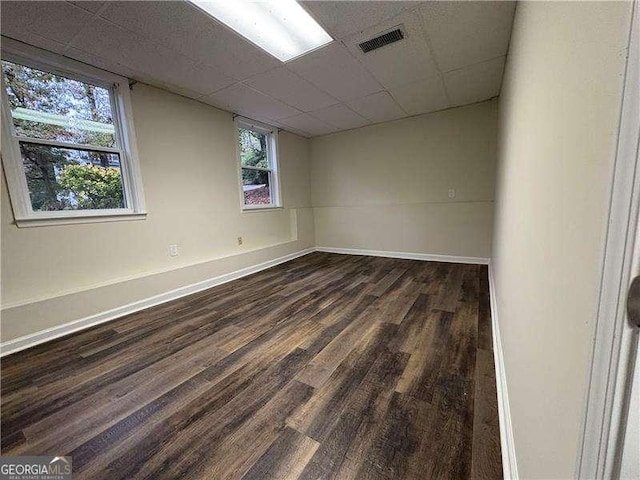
(1, 1, 639, 479)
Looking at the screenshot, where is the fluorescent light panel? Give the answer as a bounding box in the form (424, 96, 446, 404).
(190, 0, 333, 62)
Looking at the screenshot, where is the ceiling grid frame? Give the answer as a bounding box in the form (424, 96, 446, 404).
(0, 0, 516, 137)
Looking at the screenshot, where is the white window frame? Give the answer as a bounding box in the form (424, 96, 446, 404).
(0, 38, 146, 227)
(235, 116, 282, 211)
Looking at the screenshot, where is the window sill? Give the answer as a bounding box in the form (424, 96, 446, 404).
(242, 205, 283, 213)
(15, 212, 147, 228)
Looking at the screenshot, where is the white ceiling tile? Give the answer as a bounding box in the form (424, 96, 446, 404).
(444, 56, 505, 106)
(2, 1, 515, 135)
(301, 1, 419, 39)
(287, 42, 382, 102)
(202, 84, 302, 120)
(99, 1, 279, 80)
(189, 30, 282, 82)
(279, 113, 337, 137)
(69, 18, 197, 83)
(347, 91, 406, 124)
(421, 1, 515, 72)
(0, 32, 67, 55)
(71, 18, 235, 100)
(66, 18, 150, 70)
(309, 103, 369, 130)
(270, 120, 311, 139)
(244, 67, 339, 112)
(64, 47, 139, 80)
(109, 49, 234, 99)
(344, 10, 438, 88)
(166, 62, 235, 97)
(287, 130, 311, 139)
(1, 1, 92, 47)
(389, 75, 450, 116)
(69, 1, 105, 13)
(135, 74, 219, 102)
(130, 76, 202, 101)
(98, 2, 192, 46)
(66, 47, 213, 101)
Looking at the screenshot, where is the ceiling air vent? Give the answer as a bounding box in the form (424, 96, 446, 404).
(358, 27, 404, 53)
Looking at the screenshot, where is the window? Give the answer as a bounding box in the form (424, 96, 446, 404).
(1, 41, 145, 227)
(236, 117, 281, 209)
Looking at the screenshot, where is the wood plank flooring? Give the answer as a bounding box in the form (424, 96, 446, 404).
(0, 252, 502, 479)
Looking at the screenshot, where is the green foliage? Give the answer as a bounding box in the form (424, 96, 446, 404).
(22, 143, 69, 211)
(20, 143, 123, 211)
(238, 128, 270, 184)
(3, 60, 123, 210)
(59, 164, 124, 209)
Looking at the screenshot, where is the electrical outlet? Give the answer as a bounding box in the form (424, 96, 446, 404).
(237, 236, 243, 245)
(448, 188, 456, 199)
(169, 244, 179, 257)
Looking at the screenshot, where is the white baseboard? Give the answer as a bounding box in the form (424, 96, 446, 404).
(1, 245, 515, 479)
(316, 246, 490, 265)
(0, 247, 315, 357)
(0, 246, 489, 357)
(488, 263, 519, 479)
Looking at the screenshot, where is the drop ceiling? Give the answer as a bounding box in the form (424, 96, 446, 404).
(0, 1, 516, 138)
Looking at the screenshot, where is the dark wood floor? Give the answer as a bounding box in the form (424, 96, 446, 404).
(1, 252, 502, 479)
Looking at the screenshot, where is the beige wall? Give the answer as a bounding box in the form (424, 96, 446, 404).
(0, 72, 500, 342)
(492, 2, 633, 478)
(1, 84, 314, 342)
(310, 100, 497, 259)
